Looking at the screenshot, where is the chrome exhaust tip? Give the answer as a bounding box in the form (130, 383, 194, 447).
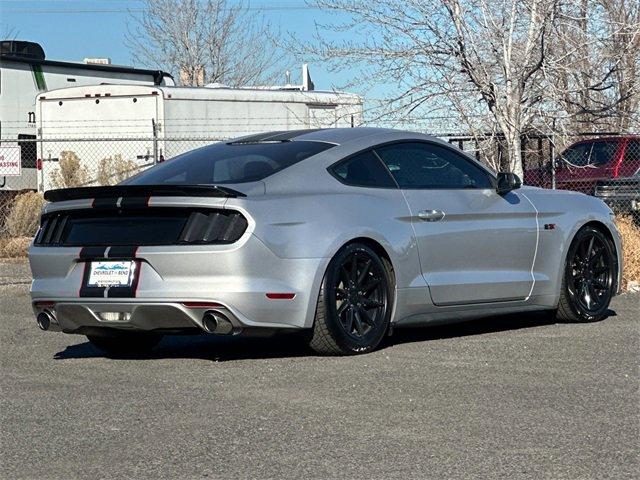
(202, 310, 234, 335)
(36, 311, 54, 331)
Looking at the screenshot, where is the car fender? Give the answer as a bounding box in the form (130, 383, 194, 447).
(524, 187, 623, 301)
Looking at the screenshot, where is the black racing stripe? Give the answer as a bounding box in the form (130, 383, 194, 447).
(92, 197, 119, 209)
(228, 129, 322, 144)
(264, 129, 322, 141)
(107, 246, 138, 259)
(79, 262, 106, 298)
(80, 286, 106, 298)
(120, 197, 149, 209)
(79, 246, 108, 260)
(107, 287, 134, 298)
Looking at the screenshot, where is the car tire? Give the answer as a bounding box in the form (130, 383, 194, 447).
(556, 225, 617, 323)
(87, 331, 163, 356)
(309, 243, 394, 355)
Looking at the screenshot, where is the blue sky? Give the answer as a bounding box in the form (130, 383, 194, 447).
(0, 0, 366, 94)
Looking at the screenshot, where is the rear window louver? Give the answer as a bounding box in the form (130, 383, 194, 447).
(34, 208, 248, 247)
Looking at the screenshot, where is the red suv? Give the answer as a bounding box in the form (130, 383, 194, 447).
(524, 136, 640, 194)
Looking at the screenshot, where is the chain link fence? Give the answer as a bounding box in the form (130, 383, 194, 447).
(1, 131, 639, 221)
(441, 132, 640, 219)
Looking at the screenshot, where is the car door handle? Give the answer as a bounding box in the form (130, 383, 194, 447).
(418, 209, 445, 221)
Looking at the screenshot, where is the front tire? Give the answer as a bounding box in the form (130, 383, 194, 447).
(557, 225, 617, 322)
(309, 243, 393, 355)
(87, 331, 163, 356)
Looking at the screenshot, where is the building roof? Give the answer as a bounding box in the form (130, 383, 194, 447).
(0, 54, 173, 86)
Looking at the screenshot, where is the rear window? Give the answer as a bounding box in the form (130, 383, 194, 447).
(124, 141, 333, 185)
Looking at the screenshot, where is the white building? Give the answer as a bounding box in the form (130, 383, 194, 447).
(0, 40, 174, 190)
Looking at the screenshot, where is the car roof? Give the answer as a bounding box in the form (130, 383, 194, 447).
(229, 127, 437, 146)
(570, 135, 639, 146)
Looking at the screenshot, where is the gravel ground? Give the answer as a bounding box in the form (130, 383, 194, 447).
(0, 259, 30, 286)
(0, 265, 638, 480)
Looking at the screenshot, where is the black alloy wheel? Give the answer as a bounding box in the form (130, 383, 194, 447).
(309, 243, 393, 355)
(333, 251, 388, 339)
(558, 226, 616, 322)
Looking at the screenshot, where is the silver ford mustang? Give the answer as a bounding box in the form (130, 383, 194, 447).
(29, 128, 623, 355)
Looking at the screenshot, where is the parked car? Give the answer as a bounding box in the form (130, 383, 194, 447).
(29, 128, 622, 356)
(524, 136, 640, 194)
(594, 174, 640, 219)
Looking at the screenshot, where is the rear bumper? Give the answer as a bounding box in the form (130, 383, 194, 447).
(32, 301, 251, 334)
(30, 234, 330, 332)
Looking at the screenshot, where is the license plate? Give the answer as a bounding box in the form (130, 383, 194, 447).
(87, 261, 135, 287)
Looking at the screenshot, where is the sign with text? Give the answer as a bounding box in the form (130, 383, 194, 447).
(0, 146, 21, 177)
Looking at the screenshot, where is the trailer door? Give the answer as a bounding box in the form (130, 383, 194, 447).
(308, 105, 337, 128)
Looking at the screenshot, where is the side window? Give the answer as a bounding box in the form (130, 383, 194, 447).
(561, 143, 591, 166)
(562, 141, 619, 167)
(374, 142, 493, 189)
(330, 150, 397, 188)
(589, 141, 619, 166)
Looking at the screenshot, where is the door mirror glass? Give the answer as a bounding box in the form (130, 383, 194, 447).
(496, 172, 522, 194)
(553, 157, 565, 169)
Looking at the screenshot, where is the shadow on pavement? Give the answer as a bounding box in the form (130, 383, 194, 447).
(54, 309, 615, 362)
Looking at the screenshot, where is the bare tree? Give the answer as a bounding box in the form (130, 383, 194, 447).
(128, 0, 289, 87)
(304, 0, 559, 176)
(546, 0, 640, 133)
(305, 0, 639, 174)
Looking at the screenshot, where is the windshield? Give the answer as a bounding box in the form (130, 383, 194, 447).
(124, 141, 334, 185)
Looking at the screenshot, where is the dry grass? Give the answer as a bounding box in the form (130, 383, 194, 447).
(4, 191, 44, 238)
(49, 151, 89, 188)
(0, 236, 32, 258)
(97, 154, 139, 186)
(616, 215, 640, 290)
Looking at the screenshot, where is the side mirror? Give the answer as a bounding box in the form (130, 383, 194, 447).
(496, 172, 522, 194)
(553, 157, 565, 169)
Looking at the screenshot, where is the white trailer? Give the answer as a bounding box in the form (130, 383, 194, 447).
(35, 83, 363, 192)
(0, 40, 173, 191)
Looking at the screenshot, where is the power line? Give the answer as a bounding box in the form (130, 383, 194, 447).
(0, 0, 308, 3)
(1, 1, 320, 14)
(2, 8, 319, 14)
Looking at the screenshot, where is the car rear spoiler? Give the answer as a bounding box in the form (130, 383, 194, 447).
(44, 184, 246, 203)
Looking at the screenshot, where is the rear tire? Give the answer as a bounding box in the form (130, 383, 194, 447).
(87, 331, 163, 356)
(556, 226, 616, 323)
(309, 243, 394, 355)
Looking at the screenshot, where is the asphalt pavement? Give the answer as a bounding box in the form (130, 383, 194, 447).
(1, 262, 638, 479)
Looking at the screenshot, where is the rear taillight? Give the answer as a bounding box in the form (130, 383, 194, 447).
(33, 208, 248, 247)
(178, 210, 248, 244)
